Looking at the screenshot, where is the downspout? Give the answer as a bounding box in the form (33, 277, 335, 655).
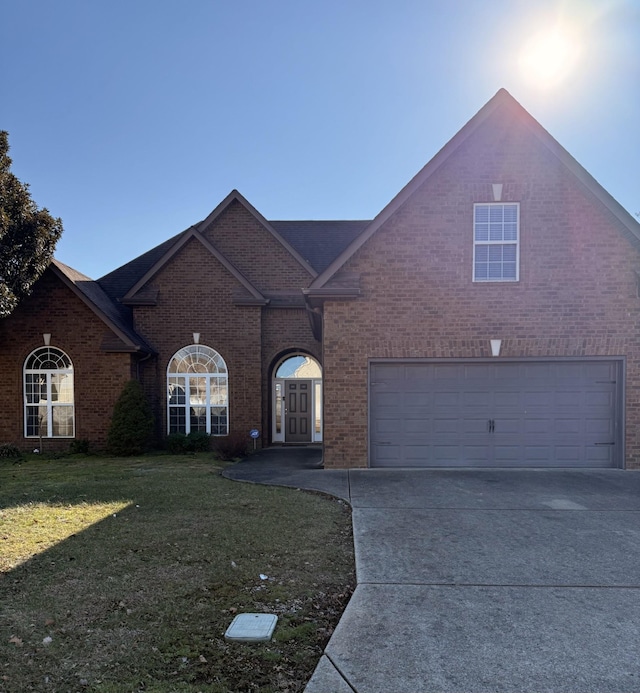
(135, 349, 154, 381)
(304, 295, 323, 342)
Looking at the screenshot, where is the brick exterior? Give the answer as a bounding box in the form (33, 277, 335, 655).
(0, 270, 133, 451)
(261, 308, 321, 442)
(201, 199, 314, 291)
(320, 112, 640, 468)
(2, 94, 638, 468)
(132, 236, 264, 442)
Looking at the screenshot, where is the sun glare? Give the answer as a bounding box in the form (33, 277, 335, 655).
(518, 27, 582, 89)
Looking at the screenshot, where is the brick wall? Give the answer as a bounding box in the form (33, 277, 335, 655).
(260, 308, 321, 444)
(0, 269, 133, 451)
(321, 113, 640, 468)
(201, 200, 314, 291)
(133, 237, 263, 444)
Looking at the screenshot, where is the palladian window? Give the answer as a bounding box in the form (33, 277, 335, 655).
(24, 347, 75, 438)
(167, 345, 228, 436)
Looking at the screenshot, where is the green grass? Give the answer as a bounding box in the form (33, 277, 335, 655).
(0, 454, 355, 692)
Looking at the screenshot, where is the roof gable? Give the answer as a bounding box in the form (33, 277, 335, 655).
(123, 226, 266, 303)
(310, 88, 640, 289)
(51, 260, 152, 353)
(197, 190, 318, 279)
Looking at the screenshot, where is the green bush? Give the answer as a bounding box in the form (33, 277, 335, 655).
(165, 432, 188, 453)
(186, 431, 211, 452)
(69, 439, 90, 455)
(211, 432, 249, 461)
(0, 443, 24, 462)
(106, 380, 154, 456)
(164, 431, 211, 453)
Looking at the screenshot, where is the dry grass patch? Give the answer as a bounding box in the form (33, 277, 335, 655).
(0, 454, 355, 692)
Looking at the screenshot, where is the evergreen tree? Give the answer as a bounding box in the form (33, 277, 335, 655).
(0, 131, 63, 317)
(107, 380, 155, 456)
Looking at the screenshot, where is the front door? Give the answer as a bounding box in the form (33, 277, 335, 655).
(285, 380, 312, 442)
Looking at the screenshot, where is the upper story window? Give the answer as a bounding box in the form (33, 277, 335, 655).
(24, 347, 75, 438)
(167, 345, 228, 436)
(473, 203, 519, 282)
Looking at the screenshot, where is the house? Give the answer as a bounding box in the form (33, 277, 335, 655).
(2, 88, 639, 469)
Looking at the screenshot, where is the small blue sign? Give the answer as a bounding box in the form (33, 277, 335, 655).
(250, 429, 260, 439)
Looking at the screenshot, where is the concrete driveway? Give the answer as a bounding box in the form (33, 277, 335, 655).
(224, 451, 640, 692)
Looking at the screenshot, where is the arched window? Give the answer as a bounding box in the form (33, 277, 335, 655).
(24, 347, 75, 438)
(167, 345, 228, 436)
(275, 354, 322, 379)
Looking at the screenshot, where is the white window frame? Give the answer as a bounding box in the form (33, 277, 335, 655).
(167, 345, 229, 436)
(24, 347, 75, 438)
(272, 353, 322, 443)
(473, 202, 520, 282)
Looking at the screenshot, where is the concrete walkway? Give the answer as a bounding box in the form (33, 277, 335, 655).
(223, 449, 640, 693)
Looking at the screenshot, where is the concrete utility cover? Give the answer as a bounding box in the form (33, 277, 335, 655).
(224, 613, 277, 642)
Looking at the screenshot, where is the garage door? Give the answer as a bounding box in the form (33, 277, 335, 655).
(370, 361, 621, 468)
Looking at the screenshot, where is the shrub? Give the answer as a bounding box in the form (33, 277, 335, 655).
(186, 431, 211, 452)
(211, 432, 249, 461)
(106, 380, 154, 456)
(69, 439, 90, 455)
(164, 431, 211, 454)
(165, 432, 188, 453)
(0, 443, 24, 462)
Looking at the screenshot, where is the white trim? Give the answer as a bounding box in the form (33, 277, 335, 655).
(272, 353, 323, 443)
(23, 346, 75, 439)
(166, 344, 229, 436)
(472, 202, 520, 282)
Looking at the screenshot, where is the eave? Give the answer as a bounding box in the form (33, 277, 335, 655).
(51, 260, 154, 355)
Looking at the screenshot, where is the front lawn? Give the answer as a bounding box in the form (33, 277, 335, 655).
(0, 454, 355, 692)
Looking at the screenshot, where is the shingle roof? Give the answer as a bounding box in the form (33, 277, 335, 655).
(98, 230, 186, 301)
(52, 260, 153, 352)
(271, 220, 371, 274)
(97, 218, 371, 299)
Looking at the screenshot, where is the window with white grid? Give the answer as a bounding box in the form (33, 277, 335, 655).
(24, 347, 75, 438)
(167, 345, 228, 436)
(473, 203, 519, 281)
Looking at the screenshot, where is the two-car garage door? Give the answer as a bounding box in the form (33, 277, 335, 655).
(369, 360, 622, 468)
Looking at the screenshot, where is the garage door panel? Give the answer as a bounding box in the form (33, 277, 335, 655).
(585, 446, 614, 464)
(434, 365, 462, 380)
(524, 418, 550, 434)
(586, 418, 615, 438)
(554, 418, 582, 435)
(460, 445, 493, 461)
(493, 391, 521, 407)
(431, 391, 460, 406)
(459, 417, 491, 434)
(432, 418, 459, 434)
(520, 446, 552, 460)
(375, 418, 403, 434)
(585, 391, 615, 408)
(521, 391, 554, 408)
(370, 360, 620, 468)
(493, 417, 522, 434)
(371, 444, 401, 463)
(372, 393, 404, 409)
(404, 392, 434, 408)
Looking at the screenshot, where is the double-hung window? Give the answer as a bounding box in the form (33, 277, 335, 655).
(473, 203, 519, 281)
(24, 347, 75, 437)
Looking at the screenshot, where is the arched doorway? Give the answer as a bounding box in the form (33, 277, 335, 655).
(272, 353, 322, 443)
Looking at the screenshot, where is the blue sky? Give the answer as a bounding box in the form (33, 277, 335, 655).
(1, 0, 638, 279)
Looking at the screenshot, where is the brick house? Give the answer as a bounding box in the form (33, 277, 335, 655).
(2, 89, 639, 468)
